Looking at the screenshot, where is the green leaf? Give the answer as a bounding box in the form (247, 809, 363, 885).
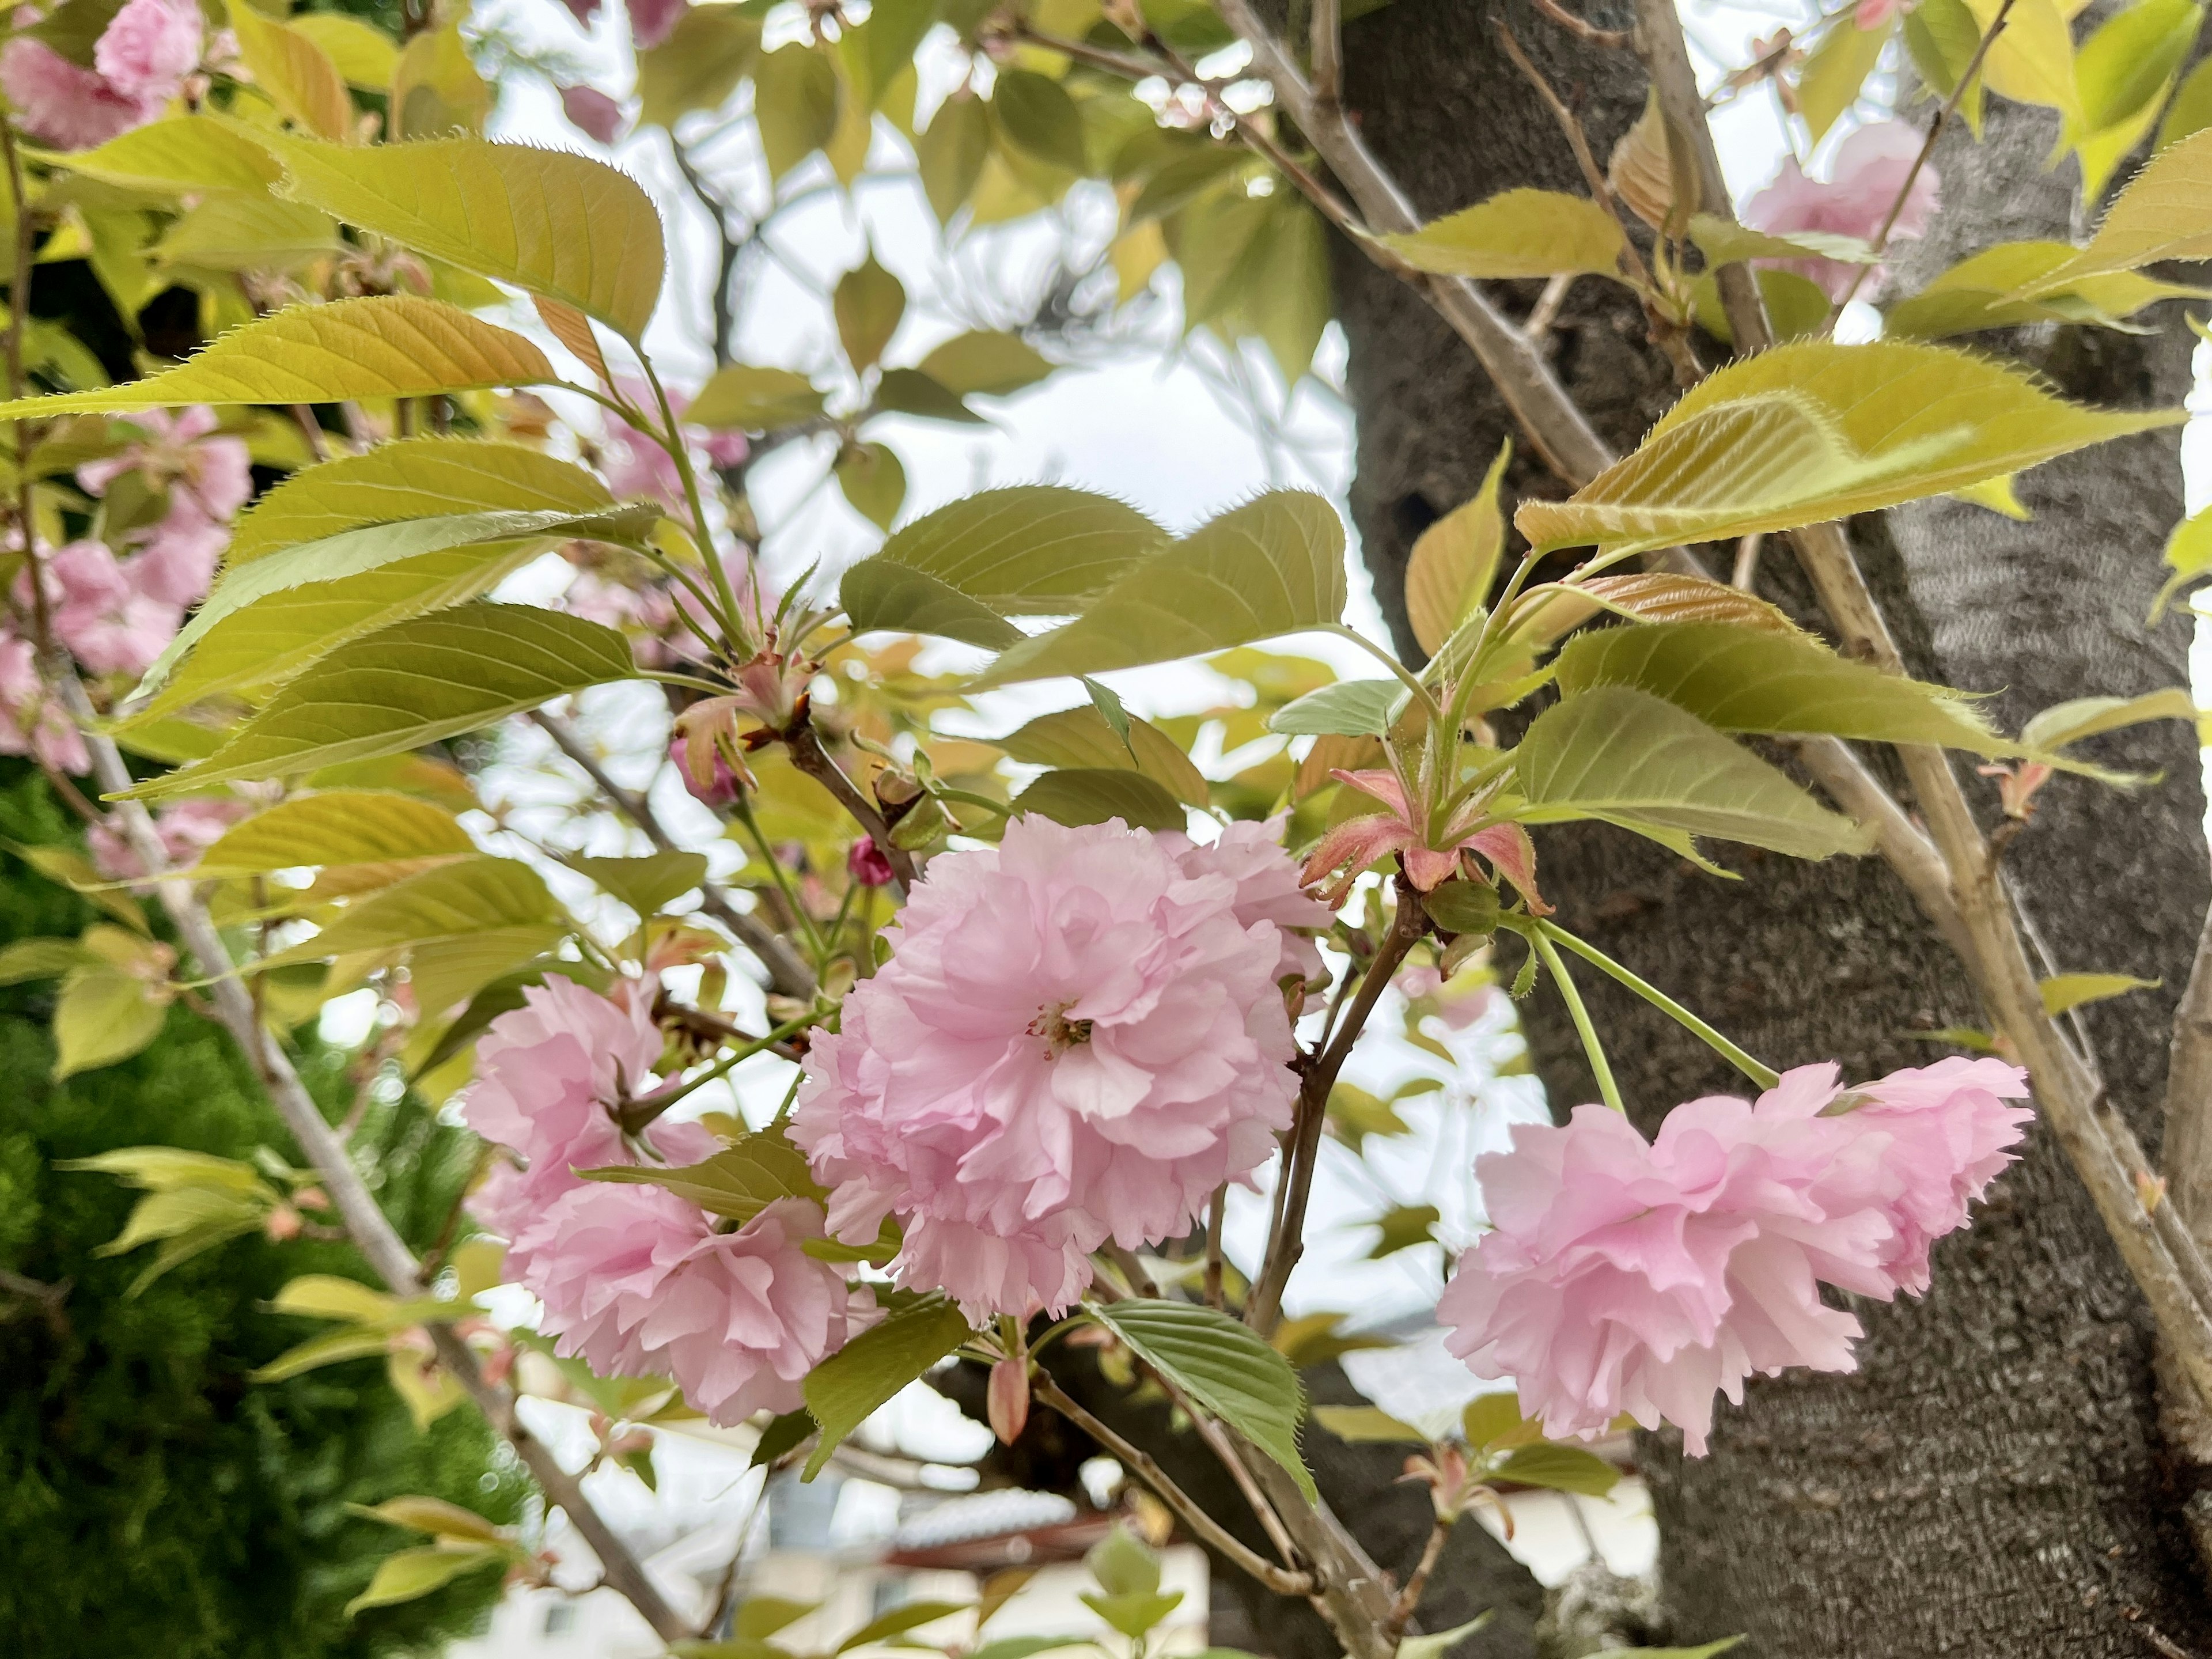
(2039, 971, 2159, 1017)
(53, 966, 168, 1078)
(350, 1495, 506, 1543)
(132, 604, 635, 797)
(58, 1145, 265, 1191)
(1081, 1591, 1184, 1642)
(1516, 571, 1804, 644)
(193, 791, 475, 876)
(993, 70, 1088, 173)
(225, 438, 615, 566)
(1514, 340, 2176, 558)
(0, 937, 92, 983)
(1494, 1441, 1619, 1497)
(756, 45, 840, 181)
(997, 705, 1208, 804)
(1406, 441, 1510, 658)
(229, 1, 354, 143)
(1311, 1404, 1427, 1443)
(268, 1273, 401, 1323)
(1686, 215, 1878, 271)
(1013, 768, 1186, 832)
(1090, 1297, 1316, 1501)
(748, 1411, 816, 1471)
(1086, 1523, 1162, 1596)
(2158, 502, 2212, 618)
(154, 195, 342, 272)
(253, 1325, 398, 1382)
(835, 253, 907, 373)
(979, 492, 1347, 685)
(2078, 0, 2202, 140)
(581, 1135, 821, 1224)
(969, 1638, 1093, 1659)
(141, 506, 653, 698)
(1396, 1613, 1495, 1659)
(1461, 1390, 1539, 1450)
(344, 1544, 505, 1617)
(802, 1295, 972, 1478)
(2016, 124, 2212, 297)
(916, 330, 1054, 396)
(1515, 687, 1873, 860)
(24, 0, 126, 67)
(1378, 188, 1627, 280)
(1365, 1203, 1441, 1259)
(874, 366, 983, 423)
(2157, 52, 2212, 149)
(0, 296, 555, 421)
(836, 441, 907, 530)
(918, 93, 991, 223)
(2020, 688, 2198, 752)
(291, 13, 401, 89)
(1268, 679, 1403, 738)
(1551, 622, 2005, 755)
(1795, 12, 1889, 143)
(566, 850, 710, 915)
(1689, 267, 1835, 347)
(840, 485, 1167, 628)
(637, 3, 763, 128)
(837, 1601, 972, 1652)
(1326, 1083, 1410, 1154)
(1885, 240, 2211, 338)
(1421, 880, 1501, 937)
(688, 364, 828, 431)
(1968, 0, 2082, 124)
(262, 133, 666, 341)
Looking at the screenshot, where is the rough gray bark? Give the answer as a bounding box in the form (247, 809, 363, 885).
(1332, 3, 2212, 1652)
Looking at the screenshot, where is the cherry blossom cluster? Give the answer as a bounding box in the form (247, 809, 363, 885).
(0, 0, 210, 151)
(1438, 1057, 2032, 1453)
(460, 978, 875, 1425)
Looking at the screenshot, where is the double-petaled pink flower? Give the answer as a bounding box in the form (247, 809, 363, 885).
(1, 0, 203, 150)
(1743, 122, 1940, 301)
(1301, 768, 1548, 912)
(1438, 1058, 2029, 1453)
(793, 815, 1327, 1321)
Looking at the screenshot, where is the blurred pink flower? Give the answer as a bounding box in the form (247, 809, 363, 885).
(0, 38, 164, 149)
(560, 85, 624, 144)
(88, 794, 248, 880)
(1399, 963, 1501, 1031)
(80, 407, 253, 523)
(1162, 816, 1331, 986)
(1854, 0, 1914, 29)
(37, 539, 181, 676)
(93, 0, 202, 100)
(1742, 122, 1940, 301)
(628, 0, 687, 50)
(793, 815, 1304, 1320)
(1439, 1059, 2027, 1454)
(0, 636, 88, 773)
(127, 505, 226, 607)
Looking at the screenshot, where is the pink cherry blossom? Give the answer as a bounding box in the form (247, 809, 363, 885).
(88, 794, 249, 880)
(1439, 1059, 2028, 1454)
(1854, 0, 1915, 29)
(1743, 122, 1940, 301)
(93, 0, 202, 100)
(81, 407, 254, 523)
(794, 815, 1305, 1320)
(0, 636, 88, 773)
(127, 504, 226, 607)
(560, 85, 624, 145)
(1162, 816, 1332, 986)
(848, 836, 896, 887)
(36, 539, 182, 676)
(0, 39, 165, 150)
(1301, 767, 1548, 912)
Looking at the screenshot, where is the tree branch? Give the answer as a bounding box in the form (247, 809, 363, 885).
(60, 683, 690, 1643)
(2164, 877, 2212, 1240)
(782, 718, 915, 892)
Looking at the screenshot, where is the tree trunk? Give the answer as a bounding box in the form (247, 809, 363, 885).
(1333, 3, 2212, 1652)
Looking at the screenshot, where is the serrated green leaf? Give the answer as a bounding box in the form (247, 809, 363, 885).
(194, 791, 475, 876)
(2075, 0, 2201, 141)
(253, 854, 564, 990)
(2022, 124, 2212, 294)
(998, 705, 1208, 804)
(2020, 687, 2198, 752)
(566, 850, 709, 915)
(979, 493, 1346, 685)
(0, 937, 92, 983)
(269, 1273, 399, 1323)
(1312, 1404, 1427, 1443)
(581, 1135, 821, 1224)
(48, 113, 286, 194)
(1086, 1522, 1161, 1596)
(1379, 188, 1627, 281)
(155, 195, 341, 272)
(1552, 622, 2003, 755)
(0, 296, 554, 421)
(1081, 1590, 1184, 1642)
(1091, 1297, 1316, 1501)
(840, 486, 1167, 632)
(1686, 214, 1878, 271)
(1407, 441, 1509, 659)
(1885, 239, 2211, 338)
(2039, 971, 2159, 1016)
(132, 604, 635, 797)
(1968, 0, 2081, 124)
(1495, 1441, 1619, 1496)
(1268, 679, 1404, 737)
(1795, 13, 1889, 143)
(1516, 687, 1873, 859)
(344, 1544, 505, 1617)
(263, 133, 666, 340)
(802, 1296, 972, 1478)
(1513, 571, 1805, 645)
(1514, 341, 2176, 558)
(59, 1145, 264, 1191)
(252, 1325, 396, 1382)
(1013, 768, 1186, 831)
(748, 1411, 815, 1471)
(1461, 1389, 1539, 1450)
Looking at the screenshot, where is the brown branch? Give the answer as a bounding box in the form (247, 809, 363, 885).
(1533, 0, 1632, 49)
(2164, 877, 2212, 1240)
(1382, 1515, 1450, 1641)
(1310, 0, 1344, 112)
(56, 680, 691, 1644)
(1033, 1376, 1315, 1597)
(1204, 1186, 1229, 1310)
(529, 710, 818, 1001)
(782, 718, 915, 892)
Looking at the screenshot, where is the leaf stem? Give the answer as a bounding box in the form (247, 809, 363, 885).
(1530, 927, 1624, 1113)
(640, 355, 748, 654)
(732, 791, 829, 963)
(1323, 623, 1444, 725)
(1532, 919, 1781, 1089)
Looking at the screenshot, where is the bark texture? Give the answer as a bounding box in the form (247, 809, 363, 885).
(1332, 3, 2212, 1652)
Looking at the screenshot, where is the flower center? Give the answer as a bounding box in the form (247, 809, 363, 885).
(1027, 1001, 1093, 1056)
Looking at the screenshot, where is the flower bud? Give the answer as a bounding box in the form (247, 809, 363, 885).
(988, 1357, 1031, 1445)
(669, 731, 747, 809)
(848, 837, 896, 888)
(263, 1203, 302, 1242)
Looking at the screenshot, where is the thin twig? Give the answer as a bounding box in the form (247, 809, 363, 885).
(1145, 1360, 1304, 1571)
(1382, 1516, 1450, 1640)
(1533, 0, 1631, 48)
(1033, 1376, 1314, 1596)
(1204, 1187, 1229, 1310)
(783, 718, 914, 893)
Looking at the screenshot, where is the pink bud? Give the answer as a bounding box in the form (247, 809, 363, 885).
(670, 732, 745, 808)
(848, 836, 896, 888)
(559, 85, 624, 145)
(988, 1357, 1030, 1445)
(262, 1203, 302, 1241)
